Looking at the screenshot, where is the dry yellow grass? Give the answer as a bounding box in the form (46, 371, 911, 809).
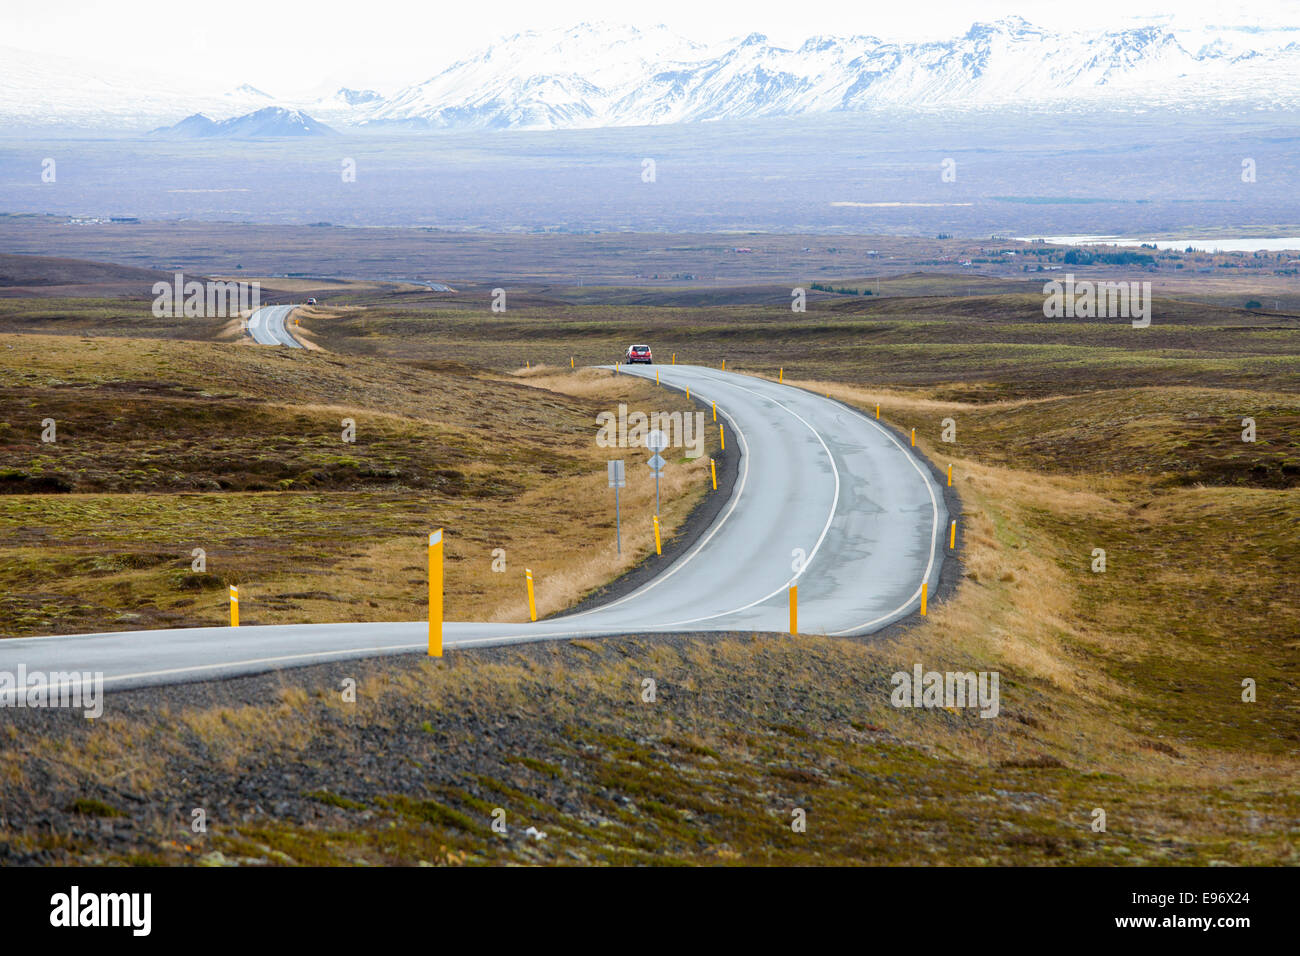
(3, 432, 1294, 864)
(3, 308, 1295, 864)
(0, 335, 716, 635)
(876, 459, 1298, 791)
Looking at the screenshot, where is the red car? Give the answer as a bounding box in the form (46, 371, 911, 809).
(625, 344, 653, 364)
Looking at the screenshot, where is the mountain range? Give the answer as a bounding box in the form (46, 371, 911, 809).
(151, 107, 336, 138)
(3, 18, 1299, 132)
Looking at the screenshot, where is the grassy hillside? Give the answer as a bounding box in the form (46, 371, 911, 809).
(294, 290, 1299, 399)
(0, 335, 715, 634)
(1, 382, 1294, 865)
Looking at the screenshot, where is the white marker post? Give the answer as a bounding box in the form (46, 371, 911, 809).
(646, 429, 668, 516)
(607, 460, 626, 553)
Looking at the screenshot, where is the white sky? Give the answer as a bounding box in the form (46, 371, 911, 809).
(4, 0, 1298, 95)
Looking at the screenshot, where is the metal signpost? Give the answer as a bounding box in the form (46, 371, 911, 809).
(646, 429, 668, 515)
(607, 459, 626, 552)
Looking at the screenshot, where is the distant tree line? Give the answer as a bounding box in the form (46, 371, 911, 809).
(811, 283, 874, 296)
(1062, 249, 1154, 266)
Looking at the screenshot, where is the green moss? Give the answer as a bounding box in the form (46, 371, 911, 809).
(65, 797, 125, 818)
(379, 795, 485, 835)
(306, 790, 367, 811)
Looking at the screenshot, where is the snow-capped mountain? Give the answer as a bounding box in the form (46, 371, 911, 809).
(0, 46, 377, 131)
(0, 44, 279, 128)
(152, 107, 336, 138)
(334, 88, 384, 107)
(370, 23, 710, 129)
(231, 84, 274, 100)
(3, 18, 1300, 132)
(366, 18, 1300, 129)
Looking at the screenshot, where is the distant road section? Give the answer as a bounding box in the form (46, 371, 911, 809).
(247, 304, 303, 347)
(397, 279, 454, 292)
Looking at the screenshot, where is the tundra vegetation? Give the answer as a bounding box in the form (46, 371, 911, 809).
(0, 266, 1295, 865)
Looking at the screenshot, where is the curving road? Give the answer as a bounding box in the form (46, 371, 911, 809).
(0, 364, 948, 694)
(246, 304, 303, 348)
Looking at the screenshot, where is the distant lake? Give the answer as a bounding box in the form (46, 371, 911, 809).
(1022, 235, 1300, 253)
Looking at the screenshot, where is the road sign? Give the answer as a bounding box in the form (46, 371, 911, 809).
(646, 449, 667, 514)
(607, 459, 626, 488)
(646, 429, 669, 452)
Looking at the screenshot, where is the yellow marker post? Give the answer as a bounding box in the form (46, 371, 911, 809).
(428, 529, 444, 656)
(910, 428, 916, 447)
(570, 356, 574, 369)
(719, 424, 725, 451)
(950, 520, 957, 550)
(875, 403, 880, 420)
(779, 367, 784, 383)
(656, 369, 660, 386)
(525, 568, 537, 622)
(686, 386, 690, 400)
(789, 585, 797, 636)
(920, 582, 928, 616)
(721, 359, 726, 371)
(229, 585, 239, 627)
(712, 401, 717, 422)
(947, 463, 953, 487)
(672, 353, 676, 365)
(653, 515, 662, 555)
(710, 458, 717, 490)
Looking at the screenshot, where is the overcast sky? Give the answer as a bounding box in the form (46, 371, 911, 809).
(4, 0, 1297, 95)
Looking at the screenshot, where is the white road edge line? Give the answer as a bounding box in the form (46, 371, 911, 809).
(643, 368, 940, 637)
(90, 644, 428, 687)
(1, 369, 942, 666)
(646, 370, 841, 628)
(554, 369, 752, 619)
(824, 395, 942, 636)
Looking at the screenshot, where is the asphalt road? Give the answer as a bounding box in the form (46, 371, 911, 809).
(246, 304, 303, 347)
(0, 364, 948, 694)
